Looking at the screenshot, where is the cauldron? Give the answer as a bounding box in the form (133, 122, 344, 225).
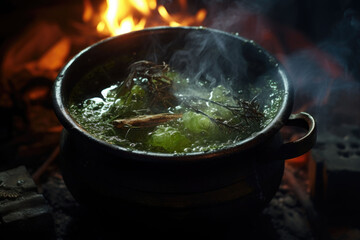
(53, 27, 316, 224)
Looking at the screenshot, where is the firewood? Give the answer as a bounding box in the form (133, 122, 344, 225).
(113, 113, 183, 128)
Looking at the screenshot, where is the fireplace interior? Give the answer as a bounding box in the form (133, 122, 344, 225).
(0, 0, 360, 239)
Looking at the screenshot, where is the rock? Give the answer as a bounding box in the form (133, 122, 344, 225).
(0, 166, 54, 237)
(310, 125, 360, 215)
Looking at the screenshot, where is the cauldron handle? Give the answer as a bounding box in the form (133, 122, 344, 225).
(277, 112, 317, 160)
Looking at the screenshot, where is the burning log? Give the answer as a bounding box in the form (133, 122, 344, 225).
(113, 113, 183, 128)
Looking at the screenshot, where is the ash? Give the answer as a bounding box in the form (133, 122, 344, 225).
(263, 179, 314, 240)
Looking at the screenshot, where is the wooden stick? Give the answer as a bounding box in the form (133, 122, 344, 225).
(32, 145, 60, 185)
(113, 113, 183, 128)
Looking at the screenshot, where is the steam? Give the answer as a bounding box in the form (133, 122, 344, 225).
(195, 0, 360, 128)
(168, 30, 248, 88)
(283, 8, 360, 128)
(148, 1, 360, 129)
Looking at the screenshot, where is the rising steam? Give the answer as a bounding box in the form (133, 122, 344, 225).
(168, 30, 248, 87)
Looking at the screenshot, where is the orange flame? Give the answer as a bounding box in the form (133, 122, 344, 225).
(82, 0, 94, 22)
(86, 0, 206, 36)
(158, 5, 207, 27)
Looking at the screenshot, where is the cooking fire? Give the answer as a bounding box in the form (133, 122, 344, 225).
(0, 0, 359, 239)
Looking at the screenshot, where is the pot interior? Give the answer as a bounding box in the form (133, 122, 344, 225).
(55, 27, 293, 157)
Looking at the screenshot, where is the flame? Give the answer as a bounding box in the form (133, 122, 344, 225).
(82, 0, 94, 22)
(91, 0, 206, 36)
(158, 5, 207, 27)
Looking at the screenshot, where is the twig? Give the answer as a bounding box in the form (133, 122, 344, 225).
(32, 145, 60, 185)
(180, 95, 263, 116)
(118, 60, 177, 108)
(113, 113, 183, 128)
(181, 95, 263, 132)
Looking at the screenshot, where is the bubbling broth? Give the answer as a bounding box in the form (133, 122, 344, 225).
(69, 60, 284, 154)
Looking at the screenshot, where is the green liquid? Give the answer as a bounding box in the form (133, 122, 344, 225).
(69, 73, 284, 154)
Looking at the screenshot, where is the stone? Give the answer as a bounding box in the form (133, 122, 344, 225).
(0, 166, 54, 237)
(310, 125, 360, 215)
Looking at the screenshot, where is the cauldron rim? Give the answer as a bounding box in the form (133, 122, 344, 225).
(52, 26, 294, 163)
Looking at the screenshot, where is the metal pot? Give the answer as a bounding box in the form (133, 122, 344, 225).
(53, 27, 316, 223)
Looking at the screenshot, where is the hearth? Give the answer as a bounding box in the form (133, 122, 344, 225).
(1, 0, 360, 239)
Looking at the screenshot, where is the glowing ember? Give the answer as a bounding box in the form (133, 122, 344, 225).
(87, 0, 207, 36)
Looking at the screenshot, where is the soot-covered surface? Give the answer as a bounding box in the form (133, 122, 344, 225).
(40, 166, 314, 240)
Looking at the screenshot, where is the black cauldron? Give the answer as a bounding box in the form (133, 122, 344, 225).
(53, 27, 316, 224)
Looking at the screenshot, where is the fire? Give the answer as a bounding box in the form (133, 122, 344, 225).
(84, 0, 207, 36)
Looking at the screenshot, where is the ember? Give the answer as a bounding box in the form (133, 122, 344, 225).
(0, 0, 360, 239)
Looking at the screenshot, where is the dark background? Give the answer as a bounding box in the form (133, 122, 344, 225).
(0, 1, 359, 239)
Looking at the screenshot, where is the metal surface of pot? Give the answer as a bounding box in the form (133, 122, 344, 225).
(52, 27, 316, 221)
